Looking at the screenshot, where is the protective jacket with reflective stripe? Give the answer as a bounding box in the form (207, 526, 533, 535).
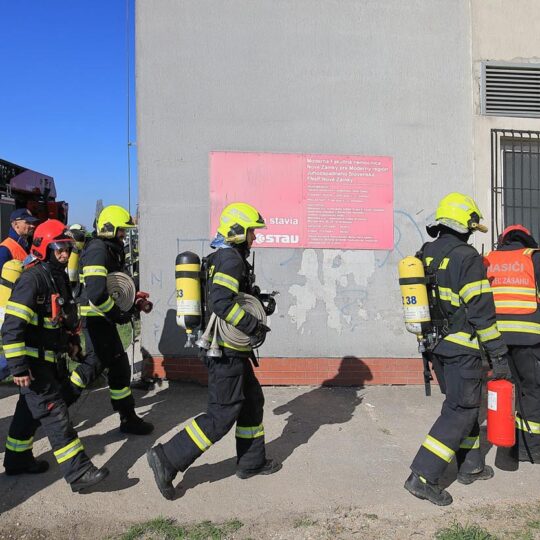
(206, 246, 259, 354)
(1, 262, 79, 375)
(486, 242, 540, 346)
(421, 232, 507, 358)
(77, 237, 126, 320)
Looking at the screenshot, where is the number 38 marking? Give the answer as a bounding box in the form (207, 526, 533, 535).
(402, 296, 417, 305)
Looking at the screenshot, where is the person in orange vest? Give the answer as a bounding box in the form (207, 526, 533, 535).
(0, 208, 40, 272)
(0, 209, 40, 379)
(485, 224, 540, 463)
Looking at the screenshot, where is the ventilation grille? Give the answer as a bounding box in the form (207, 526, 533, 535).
(483, 63, 540, 118)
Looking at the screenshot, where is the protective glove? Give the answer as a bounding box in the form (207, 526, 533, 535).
(490, 353, 513, 380)
(249, 321, 271, 347)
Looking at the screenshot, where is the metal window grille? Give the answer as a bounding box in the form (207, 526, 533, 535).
(491, 129, 540, 246)
(482, 63, 540, 118)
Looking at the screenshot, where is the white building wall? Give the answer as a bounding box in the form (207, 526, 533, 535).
(135, 0, 474, 359)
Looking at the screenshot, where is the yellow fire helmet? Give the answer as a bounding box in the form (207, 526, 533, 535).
(217, 202, 266, 244)
(96, 205, 136, 239)
(434, 192, 488, 234)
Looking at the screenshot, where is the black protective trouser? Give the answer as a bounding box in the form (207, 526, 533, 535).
(3, 360, 92, 483)
(411, 353, 484, 483)
(162, 352, 266, 473)
(69, 317, 134, 415)
(508, 344, 540, 458)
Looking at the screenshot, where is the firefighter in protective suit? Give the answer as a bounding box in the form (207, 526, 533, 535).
(68, 205, 153, 435)
(404, 193, 511, 506)
(146, 202, 281, 500)
(2, 220, 109, 491)
(485, 225, 540, 463)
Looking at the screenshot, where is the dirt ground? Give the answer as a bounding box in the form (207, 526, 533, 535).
(1, 380, 539, 539)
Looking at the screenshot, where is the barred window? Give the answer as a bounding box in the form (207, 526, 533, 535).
(491, 130, 540, 245)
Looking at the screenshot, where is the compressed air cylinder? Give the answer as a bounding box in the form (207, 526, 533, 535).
(487, 379, 516, 447)
(175, 252, 202, 334)
(67, 242, 84, 283)
(398, 256, 431, 335)
(0, 259, 23, 328)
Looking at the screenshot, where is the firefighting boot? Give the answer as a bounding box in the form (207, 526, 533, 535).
(457, 465, 494, 485)
(70, 465, 109, 493)
(5, 458, 49, 476)
(236, 459, 282, 480)
(120, 412, 154, 435)
(146, 444, 177, 500)
(404, 472, 453, 506)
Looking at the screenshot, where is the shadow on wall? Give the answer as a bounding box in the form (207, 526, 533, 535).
(174, 356, 372, 497)
(158, 309, 187, 357)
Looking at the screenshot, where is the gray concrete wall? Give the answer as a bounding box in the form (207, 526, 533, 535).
(135, 0, 474, 359)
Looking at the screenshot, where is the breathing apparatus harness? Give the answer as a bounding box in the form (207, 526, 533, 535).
(416, 242, 468, 352)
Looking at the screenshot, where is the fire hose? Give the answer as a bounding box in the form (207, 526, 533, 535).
(196, 293, 267, 356)
(105, 272, 136, 312)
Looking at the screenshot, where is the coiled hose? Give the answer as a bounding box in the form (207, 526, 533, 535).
(106, 272, 136, 312)
(216, 292, 267, 349)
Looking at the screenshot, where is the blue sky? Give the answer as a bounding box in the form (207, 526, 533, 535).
(0, 0, 136, 228)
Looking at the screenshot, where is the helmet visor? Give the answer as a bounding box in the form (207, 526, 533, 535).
(50, 239, 75, 252)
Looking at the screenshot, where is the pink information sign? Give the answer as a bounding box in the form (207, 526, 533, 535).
(210, 152, 393, 249)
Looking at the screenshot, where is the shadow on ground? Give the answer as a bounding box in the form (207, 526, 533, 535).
(0, 377, 206, 512)
(176, 356, 372, 497)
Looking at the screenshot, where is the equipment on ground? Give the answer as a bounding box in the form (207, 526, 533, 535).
(487, 379, 516, 447)
(175, 251, 202, 347)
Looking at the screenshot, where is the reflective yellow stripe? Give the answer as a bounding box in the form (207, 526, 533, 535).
(460, 280, 492, 303)
(96, 296, 115, 313)
(225, 303, 245, 326)
(70, 371, 86, 389)
(444, 331, 480, 350)
(459, 436, 480, 450)
(493, 286, 536, 296)
(422, 434, 455, 463)
(3, 342, 26, 358)
(438, 287, 460, 307)
(425, 257, 450, 270)
(29, 315, 60, 329)
(110, 387, 131, 400)
(495, 300, 538, 310)
(53, 438, 84, 464)
(185, 419, 212, 451)
(6, 436, 33, 452)
(6, 301, 34, 323)
(498, 320, 540, 334)
(476, 323, 502, 343)
(516, 416, 540, 434)
(79, 305, 105, 317)
(25, 347, 56, 363)
(235, 424, 265, 439)
(213, 272, 239, 293)
(217, 338, 251, 352)
(82, 265, 108, 278)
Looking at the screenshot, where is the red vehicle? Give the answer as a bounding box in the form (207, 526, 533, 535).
(0, 159, 68, 234)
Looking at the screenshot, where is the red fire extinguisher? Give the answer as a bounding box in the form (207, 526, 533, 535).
(487, 379, 515, 447)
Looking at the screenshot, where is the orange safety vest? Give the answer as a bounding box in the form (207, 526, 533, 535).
(485, 248, 540, 315)
(0, 237, 28, 262)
